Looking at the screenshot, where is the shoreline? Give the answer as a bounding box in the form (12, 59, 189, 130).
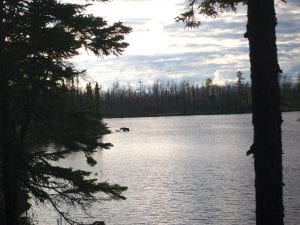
(103, 109, 300, 119)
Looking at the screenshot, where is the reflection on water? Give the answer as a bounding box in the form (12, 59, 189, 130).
(33, 112, 300, 225)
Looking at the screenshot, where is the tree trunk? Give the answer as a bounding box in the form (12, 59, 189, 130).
(246, 0, 284, 224)
(0, 146, 6, 225)
(0, 2, 8, 224)
(0, 3, 23, 223)
(1, 98, 23, 225)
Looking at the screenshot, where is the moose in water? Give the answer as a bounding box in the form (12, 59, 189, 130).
(119, 127, 130, 132)
(91, 221, 105, 225)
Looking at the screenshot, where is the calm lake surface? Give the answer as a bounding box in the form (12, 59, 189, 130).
(33, 112, 300, 225)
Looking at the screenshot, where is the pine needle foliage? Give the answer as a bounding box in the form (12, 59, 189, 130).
(0, 0, 131, 224)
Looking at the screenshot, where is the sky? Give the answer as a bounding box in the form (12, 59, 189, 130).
(69, 0, 300, 89)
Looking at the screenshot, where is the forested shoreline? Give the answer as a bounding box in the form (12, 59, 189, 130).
(85, 74, 300, 118)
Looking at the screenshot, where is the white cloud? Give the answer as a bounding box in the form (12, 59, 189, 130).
(66, 0, 300, 88)
(212, 70, 237, 86)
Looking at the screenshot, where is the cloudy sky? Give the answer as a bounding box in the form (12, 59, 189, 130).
(70, 0, 300, 89)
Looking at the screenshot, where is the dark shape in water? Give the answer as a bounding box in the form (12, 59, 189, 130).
(91, 221, 105, 225)
(120, 127, 130, 132)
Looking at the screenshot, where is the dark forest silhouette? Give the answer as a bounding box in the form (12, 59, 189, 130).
(90, 74, 300, 118)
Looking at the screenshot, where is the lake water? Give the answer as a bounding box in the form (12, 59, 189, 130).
(33, 112, 300, 225)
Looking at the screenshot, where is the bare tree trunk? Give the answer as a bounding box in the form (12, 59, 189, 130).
(1, 99, 23, 225)
(0, 146, 6, 225)
(0, 3, 22, 222)
(246, 0, 284, 224)
(0, 2, 8, 224)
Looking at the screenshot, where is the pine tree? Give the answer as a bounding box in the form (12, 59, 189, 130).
(177, 1, 284, 224)
(0, 0, 131, 224)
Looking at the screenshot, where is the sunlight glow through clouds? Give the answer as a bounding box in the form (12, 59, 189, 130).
(68, 0, 300, 88)
(212, 70, 236, 86)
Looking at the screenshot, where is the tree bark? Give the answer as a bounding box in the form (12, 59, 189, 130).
(0, 3, 23, 223)
(0, 146, 6, 225)
(0, 1, 7, 224)
(1, 89, 23, 225)
(246, 0, 284, 224)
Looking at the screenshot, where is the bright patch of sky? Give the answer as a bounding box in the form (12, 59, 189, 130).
(69, 0, 300, 88)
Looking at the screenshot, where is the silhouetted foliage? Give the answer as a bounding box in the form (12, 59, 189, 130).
(178, 0, 285, 224)
(97, 75, 299, 118)
(0, 0, 131, 224)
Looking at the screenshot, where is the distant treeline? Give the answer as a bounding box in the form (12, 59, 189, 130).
(87, 74, 300, 118)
